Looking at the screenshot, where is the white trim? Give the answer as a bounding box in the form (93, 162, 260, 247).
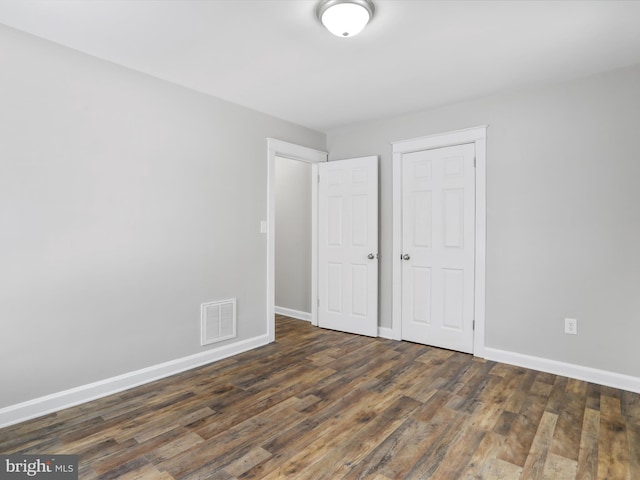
(267, 138, 327, 164)
(391, 125, 488, 355)
(485, 347, 640, 394)
(274, 306, 312, 322)
(391, 149, 403, 341)
(311, 163, 319, 327)
(390, 126, 489, 153)
(378, 326, 394, 340)
(0, 334, 269, 429)
(267, 139, 328, 342)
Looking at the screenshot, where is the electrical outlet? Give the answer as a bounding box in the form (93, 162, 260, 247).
(564, 318, 577, 335)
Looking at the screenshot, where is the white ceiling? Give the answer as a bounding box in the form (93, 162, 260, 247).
(1, 0, 640, 132)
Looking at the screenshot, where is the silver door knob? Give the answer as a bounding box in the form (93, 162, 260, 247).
(367, 253, 375, 260)
(402, 254, 410, 260)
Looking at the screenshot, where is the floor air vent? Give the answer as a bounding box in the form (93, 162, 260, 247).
(201, 298, 236, 346)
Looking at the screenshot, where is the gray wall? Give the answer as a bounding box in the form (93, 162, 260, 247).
(275, 157, 312, 314)
(327, 64, 640, 378)
(0, 25, 325, 408)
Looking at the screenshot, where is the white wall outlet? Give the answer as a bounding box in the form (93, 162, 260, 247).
(564, 318, 577, 335)
(260, 220, 267, 234)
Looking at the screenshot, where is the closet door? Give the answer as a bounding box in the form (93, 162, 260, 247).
(401, 143, 475, 353)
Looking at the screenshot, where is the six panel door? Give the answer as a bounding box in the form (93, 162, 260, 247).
(318, 156, 378, 337)
(400, 143, 475, 353)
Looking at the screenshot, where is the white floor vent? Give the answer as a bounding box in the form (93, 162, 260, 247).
(201, 298, 236, 346)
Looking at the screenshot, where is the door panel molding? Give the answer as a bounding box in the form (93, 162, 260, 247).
(391, 126, 487, 357)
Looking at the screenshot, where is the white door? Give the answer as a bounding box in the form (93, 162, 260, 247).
(318, 156, 378, 337)
(401, 143, 475, 352)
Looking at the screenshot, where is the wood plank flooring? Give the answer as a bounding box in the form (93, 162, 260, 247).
(1, 315, 639, 479)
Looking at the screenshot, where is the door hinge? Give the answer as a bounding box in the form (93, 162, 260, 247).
(473, 157, 476, 168)
(473, 320, 476, 330)
(317, 173, 320, 183)
(317, 298, 320, 307)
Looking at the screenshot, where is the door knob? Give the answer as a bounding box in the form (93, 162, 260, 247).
(402, 254, 410, 260)
(367, 253, 375, 260)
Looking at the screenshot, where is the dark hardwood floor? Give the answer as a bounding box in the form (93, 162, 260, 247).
(2, 315, 639, 479)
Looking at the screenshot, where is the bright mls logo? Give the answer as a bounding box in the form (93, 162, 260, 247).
(1, 455, 78, 479)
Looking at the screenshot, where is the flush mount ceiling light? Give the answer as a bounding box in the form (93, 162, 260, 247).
(316, 0, 375, 38)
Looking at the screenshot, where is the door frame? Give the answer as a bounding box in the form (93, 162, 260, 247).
(267, 138, 328, 342)
(391, 126, 487, 357)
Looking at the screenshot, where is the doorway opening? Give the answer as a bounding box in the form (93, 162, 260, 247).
(266, 139, 327, 341)
(274, 156, 313, 321)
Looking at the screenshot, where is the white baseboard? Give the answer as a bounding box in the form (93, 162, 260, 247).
(0, 334, 270, 429)
(484, 347, 640, 394)
(274, 306, 311, 322)
(378, 326, 394, 339)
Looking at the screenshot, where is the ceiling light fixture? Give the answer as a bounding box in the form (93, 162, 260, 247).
(316, 0, 375, 38)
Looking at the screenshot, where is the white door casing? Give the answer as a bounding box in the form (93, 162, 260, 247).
(318, 156, 378, 337)
(401, 143, 475, 353)
(392, 126, 487, 356)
